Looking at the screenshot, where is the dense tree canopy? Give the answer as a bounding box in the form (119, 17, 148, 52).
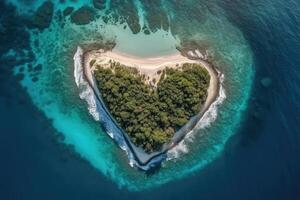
(94, 62, 210, 152)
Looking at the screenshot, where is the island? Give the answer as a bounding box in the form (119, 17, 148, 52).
(94, 62, 210, 153)
(75, 46, 220, 170)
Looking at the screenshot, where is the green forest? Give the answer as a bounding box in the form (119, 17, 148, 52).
(94, 61, 210, 152)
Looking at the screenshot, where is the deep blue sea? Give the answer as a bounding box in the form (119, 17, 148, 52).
(0, 0, 300, 199)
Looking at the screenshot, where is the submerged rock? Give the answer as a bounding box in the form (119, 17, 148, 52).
(63, 7, 74, 16)
(31, 1, 54, 31)
(70, 7, 96, 25)
(31, 76, 39, 82)
(27, 64, 33, 72)
(126, 16, 141, 34)
(143, 26, 151, 35)
(260, 77, 272, 87)
(33, 64, 42, 72)
(110, 0, 141, 34)
(142, 0, 169, 32)
(102, 15, 110, 24)
(93, 0, 106, 10)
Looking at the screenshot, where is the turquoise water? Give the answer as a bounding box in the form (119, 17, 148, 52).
(8, 0, 253, 190)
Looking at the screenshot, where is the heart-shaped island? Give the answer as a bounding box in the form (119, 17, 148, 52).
(77, 47, 220, 169)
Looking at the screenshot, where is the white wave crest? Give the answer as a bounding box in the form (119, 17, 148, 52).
(74, 47, 100, 121)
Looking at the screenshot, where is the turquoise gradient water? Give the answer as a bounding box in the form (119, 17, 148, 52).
(8, 0, 253, 190)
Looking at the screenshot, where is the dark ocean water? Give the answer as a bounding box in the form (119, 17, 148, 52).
(1, 0, 300, 199)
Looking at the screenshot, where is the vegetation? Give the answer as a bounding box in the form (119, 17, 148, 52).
(94, 62, 210, 152)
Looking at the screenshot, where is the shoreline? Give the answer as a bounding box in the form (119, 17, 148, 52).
(77, 47, 222, 169)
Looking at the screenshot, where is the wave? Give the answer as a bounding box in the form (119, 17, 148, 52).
(74, 47, 101, 121)
(167, 73, 226, 160)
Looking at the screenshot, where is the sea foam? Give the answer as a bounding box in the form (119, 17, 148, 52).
(74, 47, 100, 121)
